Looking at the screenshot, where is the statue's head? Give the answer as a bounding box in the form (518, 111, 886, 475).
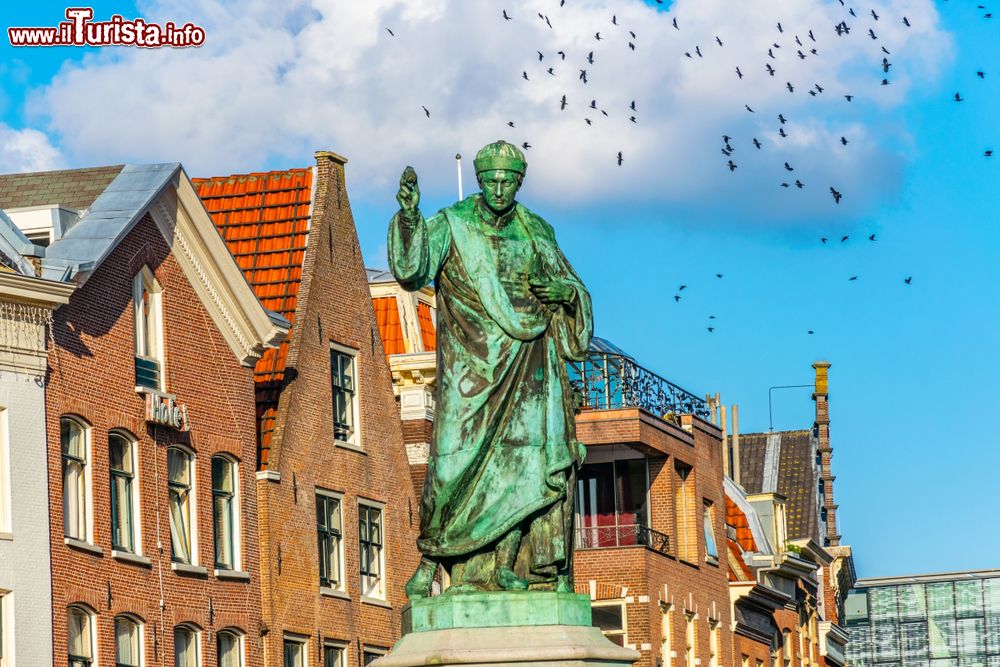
(474, 140, 526, 214)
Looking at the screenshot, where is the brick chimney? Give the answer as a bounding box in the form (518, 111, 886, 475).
(813, 361, 840, 547)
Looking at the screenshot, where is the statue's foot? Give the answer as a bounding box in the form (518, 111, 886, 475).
(405, 558, 437, 600)
(495, 567, 529, 591)
(555, 574, 573, 593)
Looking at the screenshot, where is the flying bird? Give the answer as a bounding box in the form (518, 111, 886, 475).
(547, 67, 555, 75)
(727, 160, 738, 171)
(787, 82, 795, 92)
(579, 69, 588, 83)
(628, 41, 636, 51)
(868, 234, 876, 241)
(595, 31, 602, 40)
(630, 100, 637, 111)
(780, 182, 790, 188)
(629, 115, 637, 123)
(502, 9, 512, 20)
(746, 104, 755, 113)
(584, 118, 592, 125)
(977, 71, 985, 79)
(538, 51, 544, 61)
(795, 180, 805, 188)
(617, 151, 623, 166)
(674, 295, 681, 302)
(871, 9, 879, 20)
(840, 235, 849, 242)
(753, 138, 762, 149)
(778, 114, 787, 125)
(560, 94, 567, 110)
(904, 277, 912, 284)
(716, 36, 723, 46)
(778, 128, 787, 138)
(386, 27, 395, 36)
(848, 275, 858, 281)
(777, 22, 783, 33)
(679, 285, 687, 291)
(830, 187, 842, 203)
(903, 16, 911, 27)
(955, 92, 964, 101)
(840, 136, 848, 146)
(766, 64, 776, 76)
(421, 105, 430, 118)
(672, 17, 679, 30)
(784, 162, 794, 171)
(736, 66, 743, 79)
(521, 142, 531, 150)
(522, 70, 529, 81)
(589, 99, 597, 109)
(845, 95, 854, 101)
(587, 51, 595, 64)
(695, 45, 702, 57)
(869, 28, 877, 40)
(821, 237, 828, 244)
(707, 327, 715, 333)
(612, 14, 618, 25)
(883, 58, 891, 73)
(507, 121, 514, 128)
(986, 150, 994, 157)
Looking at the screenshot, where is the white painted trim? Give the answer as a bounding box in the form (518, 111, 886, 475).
(148, 172, 288, 367)
(0, 272, 74, 305)
(255, 470, 281, 482)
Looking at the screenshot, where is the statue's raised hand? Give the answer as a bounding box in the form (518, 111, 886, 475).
(396, 166, 420, 214)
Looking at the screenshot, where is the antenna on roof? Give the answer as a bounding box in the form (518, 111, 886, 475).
(455, 153, 463, 200)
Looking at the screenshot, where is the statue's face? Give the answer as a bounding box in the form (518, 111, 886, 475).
(478, 169, 521, 213)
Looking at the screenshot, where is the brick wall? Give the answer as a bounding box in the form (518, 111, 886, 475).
(255, 153, 421, 667)
(46, 212, 264, 666)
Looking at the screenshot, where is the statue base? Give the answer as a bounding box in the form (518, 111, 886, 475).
(373, 592, 639, 667)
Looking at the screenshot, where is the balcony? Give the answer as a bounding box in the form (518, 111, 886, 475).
(574, 523, 670, 555)
(569, 350, 710, 422)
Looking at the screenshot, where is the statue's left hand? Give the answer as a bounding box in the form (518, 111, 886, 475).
(529, 280, 576, 307)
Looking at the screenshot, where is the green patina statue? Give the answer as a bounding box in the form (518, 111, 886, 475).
(389, 140, 594, 599)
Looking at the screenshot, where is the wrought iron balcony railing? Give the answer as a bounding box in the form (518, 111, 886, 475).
(574, 523, 671, 554)
(569, 352, 710, 421)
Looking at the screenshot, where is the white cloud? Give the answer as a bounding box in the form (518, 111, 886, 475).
(27, 0, 951, 222)
(0, 123, 63, 173)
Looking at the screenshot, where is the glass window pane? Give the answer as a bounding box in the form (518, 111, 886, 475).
(115, 617, 140, 666)
(110, 435, 132, 473)
(68, 608, 92, 658)
(169, 487, 191, 563)
(284, 640, 304, 667)
(112, 473, 134, 551)
(218, 632, 240, 667)
(214, 494, 233, 569)
(592, 604, 624, 632)
(212, 457, 233, 493)
(64, 459, 86, 539)
(174, 627, 197, 667)
(324, 645, 344, 667)
(168, 449, 190, 486)
(955, 581, 983, 619)
(703, 505, 718, 559)
(62, 419, 85, 459)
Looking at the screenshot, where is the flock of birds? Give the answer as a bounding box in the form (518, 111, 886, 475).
(386, 1, 993, 336)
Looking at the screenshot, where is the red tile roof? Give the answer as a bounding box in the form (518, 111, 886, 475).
(726, 496, 758, 553)
(727, 538, 755, 582)
(417, 301, 436, 352)
(192, 168, 313, 466)
(373, 296, 405, 356)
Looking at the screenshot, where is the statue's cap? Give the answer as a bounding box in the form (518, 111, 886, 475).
(473, 140, 527, 175)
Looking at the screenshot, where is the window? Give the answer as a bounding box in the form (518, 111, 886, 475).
(134, 267, 164, 389)
(782, 629, 792, 667)
(115, 616, 142, 667)
(0, 591, 7, 666)
(212, 456, 238, 570)
(359, 502, 385, 599)
(708, 619, 719, 667)
(674, 462, 695, 562)
(703, 502, 718, 563)
(110, 432, 139, 552)
(684, 612, 697, 667)
(283, 636, 307, 667)
(62, 417, 91, 541)
(174, 625, 200, 667)
(660, 603, 673, 667)
(742, 656, 749, 667)
(592, 601, 627, 647)
(217, 630, 243, 667)
(168, 447, 195, 564)
(575, 458, 650, 549)
(0, 407, 8, 533)
(362, 648, 386, 666)
(68, 606, 95, 667)
(330, 346, 358, 445)
(317, 492, 344, 589)
(323, 642, 346, 667)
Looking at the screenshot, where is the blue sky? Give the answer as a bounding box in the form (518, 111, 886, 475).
(1, 1, 997, 579)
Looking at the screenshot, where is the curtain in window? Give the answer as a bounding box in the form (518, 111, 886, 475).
(168, 449, 191, 563)
(703, 505, 718, 560)
(324, 646, 343, 667)
(62, 420, 87, 539)
(218, 632, 240, 667)
(174, 627, 196, 667)
(68, 608, 92, 662)
(110, 436, 134, 551)
(115, 617, 140, 666)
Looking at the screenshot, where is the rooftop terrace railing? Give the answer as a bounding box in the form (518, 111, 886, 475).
(569, 352, 710, 421)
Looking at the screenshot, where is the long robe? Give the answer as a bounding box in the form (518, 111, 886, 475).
(388, 195, 593, 577)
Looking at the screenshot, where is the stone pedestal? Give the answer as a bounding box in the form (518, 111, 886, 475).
(373, 592, 639, 667)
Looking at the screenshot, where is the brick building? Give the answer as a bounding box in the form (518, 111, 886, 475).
(194, 152, 421, 667)
(0, 211, 74, 665)
(0, 163, 288, 666)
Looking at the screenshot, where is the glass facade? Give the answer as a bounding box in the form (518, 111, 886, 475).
(846, 572, 1000, 666)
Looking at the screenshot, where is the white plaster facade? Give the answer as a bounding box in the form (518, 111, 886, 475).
(0, 276, 73, 666)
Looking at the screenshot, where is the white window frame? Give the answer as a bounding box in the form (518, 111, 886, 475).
(323, 640, 347, 667)
(283, 633, 309, 667)
(216, 629, 244, 667)
(358, 500, 386, 602)
(211, 454, 241, 573)
(362, 647, 387, 666)
(592, 599, 628, 647)
(329, 342, 361, 450)
(167, 445, 199, 566)
(133, 266, 165, 391)
(61, 416, 94, 545)
(317, 489, 345, 593)
(684, 611, 697, 667)
(114, 614, 145, 667)
(0, 590, 9, 667)
(0, 407, 9, 534)
(110, 430, 143, 555)
(173, 624, 201, 667)
(68, 604, 97, 667)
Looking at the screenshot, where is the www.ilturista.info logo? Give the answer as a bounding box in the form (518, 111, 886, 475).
(7, 7, 206, 48)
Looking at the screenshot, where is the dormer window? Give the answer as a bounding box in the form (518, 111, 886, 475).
(134, 267, 164, 390)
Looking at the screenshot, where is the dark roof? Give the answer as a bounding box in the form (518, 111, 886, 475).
(739, 429, 819, 542)
(0, 165, 124, 211)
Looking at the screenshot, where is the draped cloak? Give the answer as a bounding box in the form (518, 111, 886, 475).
(388, 195, 593, 576)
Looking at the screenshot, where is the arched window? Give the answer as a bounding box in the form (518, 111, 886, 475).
(110, 432, 138, 552)
(115, 615, 142, 667)
(61, 417, 90, 541)
(167, 447, 195, 564)
(217, 629, 243, 667)
(67, 605, 95, 667)
(174, 624, 200, 667)
(211, 455, 239, 570)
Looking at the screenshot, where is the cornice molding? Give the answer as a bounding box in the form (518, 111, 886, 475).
(0, 272, 75, 305)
